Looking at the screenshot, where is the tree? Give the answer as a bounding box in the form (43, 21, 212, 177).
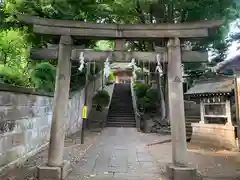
(0, 28, 30, 70)
(2, 0, 240, 122)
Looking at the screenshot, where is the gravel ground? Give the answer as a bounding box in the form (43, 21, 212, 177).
(0, 130, 101, 180)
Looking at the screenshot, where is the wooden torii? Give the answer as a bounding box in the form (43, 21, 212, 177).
(17, 14, 222, 180)
(29, 45, 207, 63)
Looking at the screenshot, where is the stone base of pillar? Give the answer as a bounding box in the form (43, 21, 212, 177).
(37, 160, 72, 180)
(165, 163, 199, 180)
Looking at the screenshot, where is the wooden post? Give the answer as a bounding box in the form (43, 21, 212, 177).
(226, 99, 232, 125)
(81, 62, 90, 144)
(93, 61, 96, 91)
(200, 99, 205, 123)
(48, 35, 72, 166)
(234, 71, 240, 149)
(148, 60, 151, 84)
(167, 38, 187, 166)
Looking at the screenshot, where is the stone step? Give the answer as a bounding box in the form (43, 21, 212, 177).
(108, 110, 134, 113)
(111, 101, 132, 103)
(107, 120, 136, 125)
(106, 123, 136, 127)
(107, 119, 136, 122)
(107, 84, 136, 128)
(109, 104, 133, 107)
(110, 101, 132, 104)
(107, 115, 135, 119)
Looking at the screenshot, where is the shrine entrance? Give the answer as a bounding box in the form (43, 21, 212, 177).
(17, 14, 222, 180)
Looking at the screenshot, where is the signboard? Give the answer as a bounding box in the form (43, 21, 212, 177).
(82, 106, 88, 119)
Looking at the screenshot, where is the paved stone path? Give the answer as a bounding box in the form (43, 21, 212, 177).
(2, 127, 240, 180)
(67, 128, 165, 180)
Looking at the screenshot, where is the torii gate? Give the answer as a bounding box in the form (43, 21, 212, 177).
(17, 14, 221, 180)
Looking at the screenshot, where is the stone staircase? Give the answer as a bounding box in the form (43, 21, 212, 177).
(106, 83, 136, 128)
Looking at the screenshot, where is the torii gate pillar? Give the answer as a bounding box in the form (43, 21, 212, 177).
(37, 35, 73, 180)
(166, 38, 197, 179)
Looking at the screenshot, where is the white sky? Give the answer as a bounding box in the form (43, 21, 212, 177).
(226, 19, 240, 60)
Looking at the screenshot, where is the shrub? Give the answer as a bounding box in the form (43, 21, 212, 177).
(146, 88, 159, 102)
(92, 90, 110, 111)
(0, 66, 26, 86)
(31, 62, 56, 92)
(138, 96, 157, 113)
(134, 83, 150, 99)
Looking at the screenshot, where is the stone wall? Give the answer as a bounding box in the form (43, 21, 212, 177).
(0, 77, 102, 168)
(191, 123, 237, 150)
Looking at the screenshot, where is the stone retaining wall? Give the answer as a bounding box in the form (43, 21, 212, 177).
(0, 77, 101, 167)
(191, 123, 237, 150)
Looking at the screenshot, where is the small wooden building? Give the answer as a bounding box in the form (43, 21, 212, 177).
(110, 62, 149, 84)
(185, 76, 238, 150)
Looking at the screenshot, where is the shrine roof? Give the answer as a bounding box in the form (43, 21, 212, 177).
(185, 76, 234, 97)
(110, 63, 149, 72)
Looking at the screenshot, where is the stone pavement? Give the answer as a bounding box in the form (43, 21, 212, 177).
(1, 127, 240, 180)
(67, 127, 165, 180)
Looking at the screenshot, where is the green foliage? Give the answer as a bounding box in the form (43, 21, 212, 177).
(94, 40, 114, 51)
(138, 96, 156, 113)
(145, 88, 158, 101)
(1, 0, 240, 91)
(0, 28, 30, 72)
(0, 66, 26, 86)
(31, 62, 56, 92)
(137, 88, 159, 113)
(108, 72, 116, 81)
(92, 90, 110, 109)
(134, 83, 150, 99)
(134, 83, 159, 113)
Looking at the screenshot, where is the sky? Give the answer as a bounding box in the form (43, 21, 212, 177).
(225, 20, 240, 60)
(208, 20, 240, 61)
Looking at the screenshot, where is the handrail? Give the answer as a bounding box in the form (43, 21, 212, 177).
(130, 79, 141, 131)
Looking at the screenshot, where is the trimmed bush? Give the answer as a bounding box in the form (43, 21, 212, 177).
(146, 88, 159, 102)
(92, 90, 110, 108)
(134, 83, 150, 99)
(138, 96, 157, 113)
